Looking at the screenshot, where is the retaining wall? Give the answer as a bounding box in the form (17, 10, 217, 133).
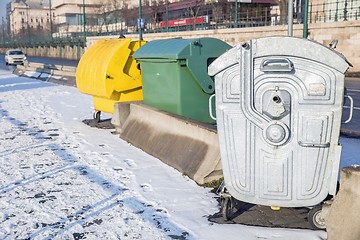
(88, 21, 360, 73)
(23, 44, 85, 60)
(2, 21, 359, 73)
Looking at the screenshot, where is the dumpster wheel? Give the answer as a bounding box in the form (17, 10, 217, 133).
(308, 205, 326, 230)
(93, 111, 101, 123)
(221, 196, 235, 221)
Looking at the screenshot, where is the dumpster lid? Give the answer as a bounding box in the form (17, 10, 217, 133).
(134, 37, 232, 94)
(209, 36, 351, 76)
(252, 37, 351, 73)
(133, 37, 224, 60)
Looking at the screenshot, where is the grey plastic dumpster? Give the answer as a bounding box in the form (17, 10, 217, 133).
(133, 37, 231, 124)
(208, 37, 351, 227)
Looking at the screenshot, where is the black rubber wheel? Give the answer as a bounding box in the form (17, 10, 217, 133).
(221, 197, 234, 221)
(308, 205, 326, 230)
(93, 111, 101, 123)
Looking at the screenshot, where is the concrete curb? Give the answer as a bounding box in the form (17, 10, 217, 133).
(115, 102, 223, 185)
(340, 129, 360, 138)
(345, 72, 360, 78)
(326, 166, 360, 240)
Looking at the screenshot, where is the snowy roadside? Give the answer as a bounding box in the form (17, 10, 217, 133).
(1, 70, 357, 239)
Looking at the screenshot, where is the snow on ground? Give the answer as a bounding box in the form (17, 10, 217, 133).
(0, 70, 358, 239)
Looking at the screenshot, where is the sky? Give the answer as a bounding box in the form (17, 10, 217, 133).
(2, 69, 355, 239)
(0, 1, 52, 20)
(0, 0, 10, 20)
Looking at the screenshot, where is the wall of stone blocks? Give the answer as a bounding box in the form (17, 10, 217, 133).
(3, 20, 358, 73)
(88, 20, 359, 73)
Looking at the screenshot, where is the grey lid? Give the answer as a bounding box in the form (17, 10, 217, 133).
(252, 36, 350, 73)
(209, 36, 351, 76)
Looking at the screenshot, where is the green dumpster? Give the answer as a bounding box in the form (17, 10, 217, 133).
(133, 37, 231, 124)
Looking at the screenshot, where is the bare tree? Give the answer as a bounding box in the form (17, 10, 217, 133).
(96, 0, 113, 33)
(187, 0, 204, 30)
(275, 0, 287, 24)
(17, 26, 27, 40)
(111, 0, 121, 29)
(211, 0, 229, 26)
(144, 0, 165, 29)
(97, 0, 130, 33)
(119, 3, 131, 32)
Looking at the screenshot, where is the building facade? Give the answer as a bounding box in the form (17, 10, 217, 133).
(7, 0, 53, 38)
(52, 0, 103, 37)
(6, 0, 359, 40)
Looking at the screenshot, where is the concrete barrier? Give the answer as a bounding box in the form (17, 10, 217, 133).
(111, 101, 140, 134)
(117, 103, 223, 185)
(326, 166, 360, 240)
(14, 62, 76, 86)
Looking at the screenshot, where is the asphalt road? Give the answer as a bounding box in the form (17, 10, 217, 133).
(342, 78, 360, 136)
(0, 54, 78, 71)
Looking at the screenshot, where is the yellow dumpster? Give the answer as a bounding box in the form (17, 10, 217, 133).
(76, 38, 146, 121)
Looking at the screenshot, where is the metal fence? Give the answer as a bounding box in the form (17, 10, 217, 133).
(1, 0, 359, 49)
(309, 0, 360, 23)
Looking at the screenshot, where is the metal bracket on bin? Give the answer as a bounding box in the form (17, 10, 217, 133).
(298, 142, 330, 148)
(209, 94, 216, 120)
(260, 58, 294, 72)
(187, 58, 215, 93)
(342, 95, 354, 123)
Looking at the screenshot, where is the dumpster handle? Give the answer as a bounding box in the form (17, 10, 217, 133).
(298, 142, 330, 148)
(260, 58, 294, 72)
(342, 95, 354, 124)
(209, 94, 216, 120)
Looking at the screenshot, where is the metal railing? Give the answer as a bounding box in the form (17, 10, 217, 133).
(0, 0, 359, 49)
(309, 0, 360, 23)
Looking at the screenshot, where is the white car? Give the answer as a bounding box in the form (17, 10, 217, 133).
(5, 49, 27, 65)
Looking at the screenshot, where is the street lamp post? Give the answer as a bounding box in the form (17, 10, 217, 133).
(288, 0, 293, 36)
(83, 0, 86, 47)
(235, 0, 238, 28)
(138, 0, 143, 40)
(2, 17, 5, 44)
(49, 0, 53, 40)
(26, 3, 30, 42)
(166, 0, 168, 30)
(303, 0, 309, 38)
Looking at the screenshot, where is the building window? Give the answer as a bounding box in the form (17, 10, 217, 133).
(66, 14, 77, 25)
(21, 18, 24, 23)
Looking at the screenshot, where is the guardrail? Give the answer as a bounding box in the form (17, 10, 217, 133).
(14, 62, 77, 86)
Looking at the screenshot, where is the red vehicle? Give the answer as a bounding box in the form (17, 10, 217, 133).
(159, 16, 208, 28)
